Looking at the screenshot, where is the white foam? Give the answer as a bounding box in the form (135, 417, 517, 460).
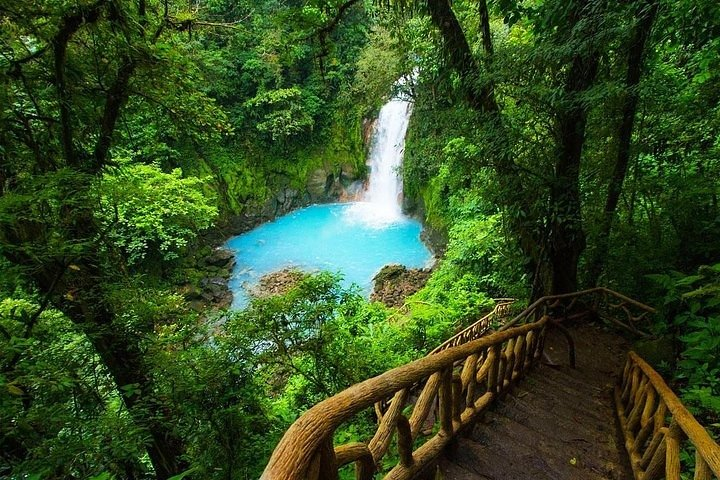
(344, 94, 413, 228)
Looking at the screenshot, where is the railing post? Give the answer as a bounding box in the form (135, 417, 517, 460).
(487, 345, 500, 394)
(369, 388, 409, 460)
(334, 443, 375, 480)
(665, 420, 683, 480)
(503, 338, 516, 387)
(694, 451, 712, 480)
(439, 368, 453, 434)
(513, 333, 526, 378)
(397, 415, 414, 468)
(452, 373, 463, 425)
(642, 428, 667, 480)
(313, 437, 339, 480)
(462, 353, 479, 409)
(409, 372, 441, 437)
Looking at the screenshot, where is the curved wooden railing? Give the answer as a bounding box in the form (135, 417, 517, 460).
(433, 287, 655, 355)
(429, 298, 515, 354)
(499, 287, 656, 334)
(261, 287, 657, 480)
(615, 352, 720, 480)
(261, 316, 550, 480)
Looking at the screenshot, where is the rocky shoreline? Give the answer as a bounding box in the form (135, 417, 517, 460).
(184, 174, 445, 311)
(179, 247, 236, 311)
(185, 211, 443, 311)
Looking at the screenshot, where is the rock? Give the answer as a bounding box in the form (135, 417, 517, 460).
(216, 291, 232, 308)
(283, 188, 298, 210)
(261, 197, 277, 218)
(248, 268, 306, 299)
(340, 180, 365, 201)
(307, 169, 331, 201)
(308, 166, 365, 203)
(201, 276, 226, 288)
(371, 264, 432, 308)
(188, 300, 205, 312)
(420, 226, 447, 256)
(363, 118, 377, 146)
(180, 284, 203, 301)
(373, 264, 407, 284)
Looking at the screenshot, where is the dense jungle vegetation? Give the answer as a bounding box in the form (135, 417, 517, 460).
(0, 0, 719, 478)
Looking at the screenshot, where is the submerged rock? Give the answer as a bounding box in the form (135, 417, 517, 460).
(371, 264, 432, 308)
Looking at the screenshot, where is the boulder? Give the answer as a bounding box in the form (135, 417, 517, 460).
(248, 268, 306, 299)
(282, 188, 298, 210)
(308, 169, 332, 201)
(362, 118, 377, 146)
(371, 264, 432, 308)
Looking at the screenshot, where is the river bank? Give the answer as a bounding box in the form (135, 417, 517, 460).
(184, 96, 446, 311)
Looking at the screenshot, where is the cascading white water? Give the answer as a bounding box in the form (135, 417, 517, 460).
(346, 95, 413, 227)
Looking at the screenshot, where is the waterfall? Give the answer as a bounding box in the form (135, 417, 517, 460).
(346, 95, 413, 227)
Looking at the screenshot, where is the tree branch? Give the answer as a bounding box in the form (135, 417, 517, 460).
(52, 0, 107, 168)
(93, 55, 137, 170)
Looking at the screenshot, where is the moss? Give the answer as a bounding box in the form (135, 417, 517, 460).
(173, 89, 368, 227)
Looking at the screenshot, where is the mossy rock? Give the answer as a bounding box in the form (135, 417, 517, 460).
(373, 264, 407, 286)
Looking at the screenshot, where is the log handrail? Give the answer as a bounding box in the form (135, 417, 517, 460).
(433, 287, 655, 356)
(429, 299, 515, 354)
(261, 287, 658, 480)
(260, 316, 550, 480)
(615, 351, 720, 480)
(499, 286, 656, 335)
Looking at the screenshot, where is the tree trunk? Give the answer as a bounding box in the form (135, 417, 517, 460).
(426, 0, 497, 113)
(427, 0, 549, 297)
(0, 4, 188, 474)
(547, 40, 600, 295)
(586, 0, 659, 286)
(479, 0, 494, 57)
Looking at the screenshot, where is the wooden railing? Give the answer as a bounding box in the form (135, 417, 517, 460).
(260, 316, 550, 480)
(429, 298, 515, 354)
(615, 352, 720, 480)
(261, 287, 657, 480)
(496, 287, 656, 338)
(433, 287, 655, 355)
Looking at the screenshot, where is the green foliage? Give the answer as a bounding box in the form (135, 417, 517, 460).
(0, 296, 150, 479)
(2, 0, 720, 476)
(647, 265, 720, 434)
(350, 26, 405, 116)
(244, 87, 323, 141)
(97, 163, 218, 265)
(413, 214, 519, 322)
(231, 273, 406, 410)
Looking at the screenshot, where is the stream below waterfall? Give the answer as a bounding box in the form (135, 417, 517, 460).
(226, 95, 433, 308)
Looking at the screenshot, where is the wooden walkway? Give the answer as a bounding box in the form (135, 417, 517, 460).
(439, 324, 633, 480)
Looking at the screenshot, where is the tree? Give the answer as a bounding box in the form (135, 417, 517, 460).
(0, 1, 229, 476)
(419, 0, 606, 295)
(586, 0, 660, 286)
(99, 163, 218, 265)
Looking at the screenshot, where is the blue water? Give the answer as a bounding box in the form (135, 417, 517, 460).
(225, 203, 434, 308)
